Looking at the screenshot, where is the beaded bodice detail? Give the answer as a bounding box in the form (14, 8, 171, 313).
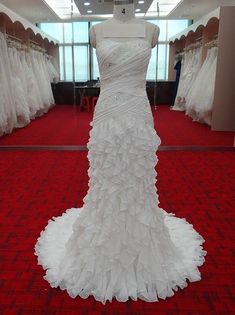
(93, 39, 153, 125)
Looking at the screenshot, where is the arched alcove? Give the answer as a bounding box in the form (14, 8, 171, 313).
(0, 4, 58, 45)
(168, 6, 235, 131)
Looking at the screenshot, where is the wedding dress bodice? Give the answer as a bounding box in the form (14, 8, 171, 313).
(97, 39, 150, 93)
(93, 39, 153, 126)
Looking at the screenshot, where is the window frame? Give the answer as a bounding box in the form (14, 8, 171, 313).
(40, 19, 189, 82)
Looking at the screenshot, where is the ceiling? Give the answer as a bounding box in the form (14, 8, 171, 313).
(169, 0, 235, 20)
(0, 0, 235, 24)
(75, 0, 152, 17)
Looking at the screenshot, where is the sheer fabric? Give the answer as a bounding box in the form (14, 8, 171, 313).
(172, 47, 202, 112)
(0, 32, 59, 136)
(172, 45, 218, 126)
(185, 47, 218, 125)
(0, 33, 17, 135)
(35, 38, 206, 304)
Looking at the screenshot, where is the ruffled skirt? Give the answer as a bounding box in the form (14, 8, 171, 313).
(35, 112, 206, 304)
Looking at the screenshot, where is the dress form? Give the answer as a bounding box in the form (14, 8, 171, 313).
(89, 1, 159, 48)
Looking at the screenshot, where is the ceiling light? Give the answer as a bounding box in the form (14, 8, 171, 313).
(138, 1, 145, 4)
(87, 10, 93, 13)
(84, 2, 90, 5)
(135, 8, 141, 12)
(43, 0, 80, 19)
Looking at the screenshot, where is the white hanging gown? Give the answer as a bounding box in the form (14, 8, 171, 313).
(35, 38, 206, 304)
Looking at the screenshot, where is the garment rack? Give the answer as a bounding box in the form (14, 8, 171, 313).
(30, 40, 47, 53)
(30, 39, 41, 46)
(205, 39, 218, 48)
(195, 36, 203, 42)
(6, 33, 22, 43)
(184, 41, 202, 51)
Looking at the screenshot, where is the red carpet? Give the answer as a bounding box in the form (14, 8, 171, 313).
(153, 107, 234, 146)
(0, 151, 234, 315)
(0, 105, 233, 146)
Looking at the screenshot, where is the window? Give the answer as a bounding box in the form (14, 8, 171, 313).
(149, 20, 167, 41)
(146, 19, 188, 80)
(147, 44, 168, 81)
(40, 22, 90, 82)
(92, 48, 100, 80)
(59, 46, 65, 81)
(73, 22, 89, 43)
(64, 46, 73, 81)
(64, 23, 72, 43)
(40, 23, 63, 42)
(40, 19, 188, 82)
(90, 21, 101, 80)
(167, 19, 189, 40)
(74, 46, 89, 81)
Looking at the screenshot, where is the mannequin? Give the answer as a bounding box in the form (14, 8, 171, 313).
(89, 0, 159, 48)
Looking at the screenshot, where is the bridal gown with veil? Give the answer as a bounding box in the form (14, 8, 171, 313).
(35, 36, 206, 304)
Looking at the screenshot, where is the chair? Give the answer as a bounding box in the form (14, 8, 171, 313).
(91, 96, 98, 112)
(80, 96, 91, 112)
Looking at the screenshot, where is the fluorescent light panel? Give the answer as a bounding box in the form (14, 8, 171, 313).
(43, 0, 182, 19)
(147, 0, 182, 16)
(43, 0, 80, 19)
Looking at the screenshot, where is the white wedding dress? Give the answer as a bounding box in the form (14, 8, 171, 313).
(35, 38, 206, 304)
(186, 47, 218, 125)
